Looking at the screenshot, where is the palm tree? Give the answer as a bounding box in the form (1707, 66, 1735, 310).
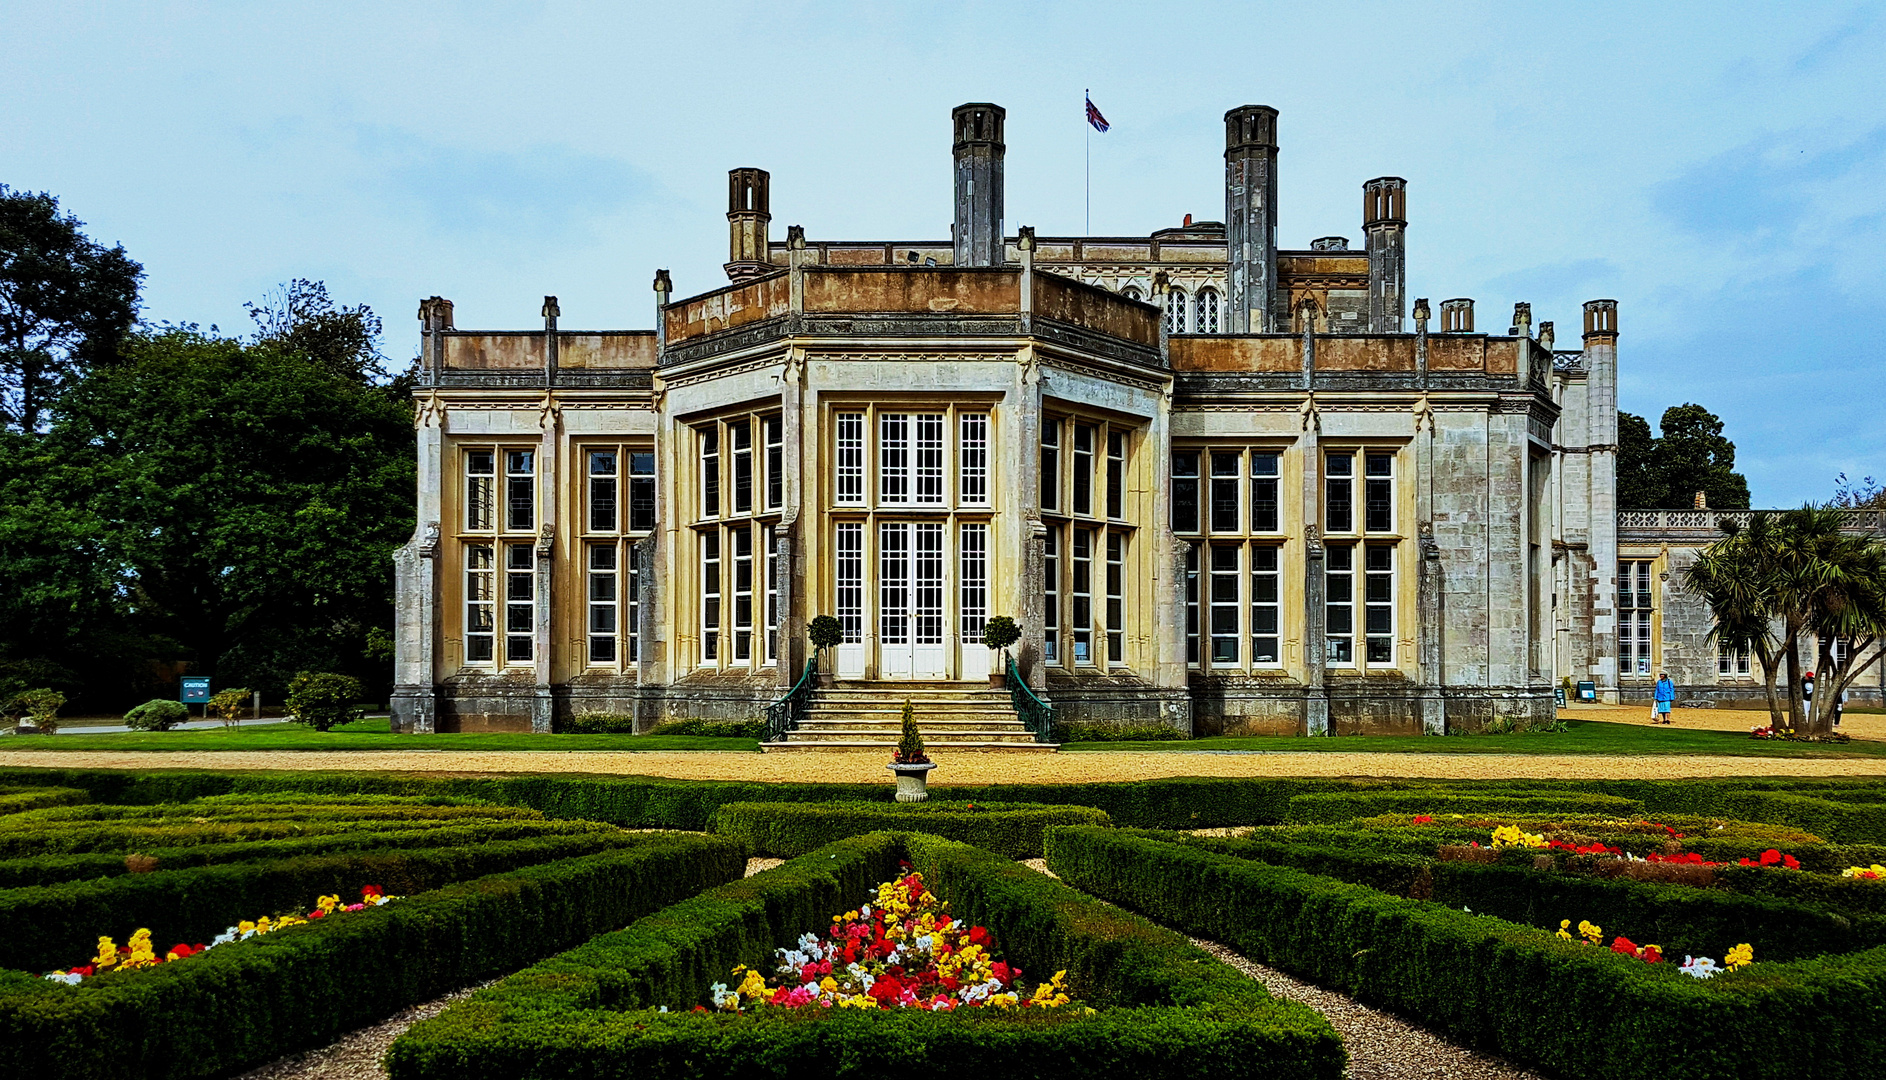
(1688, 507, 1886, 734)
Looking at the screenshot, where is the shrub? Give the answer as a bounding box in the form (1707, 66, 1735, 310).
(387, 833, 1344, 1080)
(646, 718, 767, 739)
(708, 800, 1112, 859)
(1284, 790, 1644, 824)
(0, 787, 88, 816)
(893, 699, 927, 764)
(123, 700, 189, 732)
(1046, 826, 1886, 1080)
(3, 688, 64, 733)
(207, 687, 251, 727)
(1052, 722, 1189, 742)
(558, 712, 637, 735)
(0, 835, 743, 1080)
(284, 671, 363, 731)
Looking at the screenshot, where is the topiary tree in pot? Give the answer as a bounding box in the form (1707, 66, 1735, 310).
(807, 614, 842, 688)
(982, 616, 1022, 688)
(888, 699, 935, 802)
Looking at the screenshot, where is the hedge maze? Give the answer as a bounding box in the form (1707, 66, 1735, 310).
(0, 768, 1883, 1080)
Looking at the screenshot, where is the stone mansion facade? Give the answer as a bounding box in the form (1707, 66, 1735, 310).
(388, 100, 1821, 738)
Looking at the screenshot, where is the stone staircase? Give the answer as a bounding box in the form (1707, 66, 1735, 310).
(762, 682, 1056, 752)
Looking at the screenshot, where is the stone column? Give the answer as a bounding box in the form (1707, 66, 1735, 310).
(633, 534, 658, 731)
(1013, 346, 1045, 687)
(1411, 302, 1444, 734)
(1300, 328, 1327, 736)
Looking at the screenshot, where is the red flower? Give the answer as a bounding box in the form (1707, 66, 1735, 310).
(991, 962, 1012, 982)
(1640, 945, 1664, 963)
(361, 885, 384, 898)
(1610, 936, 1639, 956)
(1413, 816, 1433, 824)
(309, 909, 326, 919)
(968, 926, 991, 948)
(71, 965, 94, 977)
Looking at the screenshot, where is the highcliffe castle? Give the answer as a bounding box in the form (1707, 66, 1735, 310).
(390, 101, 1882, 742)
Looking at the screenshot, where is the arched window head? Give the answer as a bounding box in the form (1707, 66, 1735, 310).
(1195, 289, 1219, 334)
(1121, 285, 1143, 302)
(1166, 288, 1189, 334)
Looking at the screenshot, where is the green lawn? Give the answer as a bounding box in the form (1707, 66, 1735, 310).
(1060, 719, 1886, 759)
(19, 717, 761, 753)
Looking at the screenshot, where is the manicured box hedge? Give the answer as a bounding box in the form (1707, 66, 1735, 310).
(0, 818, 616, 890)
(387, 833, 1346, 1080)
(0, 830, 663, 973)
(708, 800, 1111, 859)
(0, 834, 744, 1080)
(1283, 790, 1645, 824)
(0, 787, 88, 815)
(2, 767, 1884, 839)
(1046, 825, 1886, 1080)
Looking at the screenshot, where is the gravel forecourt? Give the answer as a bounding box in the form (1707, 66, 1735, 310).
(3, 747, 1883, 784)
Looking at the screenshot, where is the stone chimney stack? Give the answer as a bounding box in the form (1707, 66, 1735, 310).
(724, 168, 773, 284)
(951, 103, 1006, 267)
(1440, 297, 1475, 332)
(1363, 177, 1407, 332)
(1224, 105, 1280, 333)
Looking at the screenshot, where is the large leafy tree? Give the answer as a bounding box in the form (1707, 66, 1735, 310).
(1686, 507, 1886, 734)
(44, 324, 415, 699)
(1616, 404, 1751, 510)
(0, 186, 143, 431)
(246, 278, 388, 383)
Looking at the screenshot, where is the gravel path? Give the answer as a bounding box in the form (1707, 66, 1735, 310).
(233, 981, 492, 1080)
(1019, 859, 1543, 1080)
(2, 747, 1881, 783)
(1191, 939, 1546, 1080)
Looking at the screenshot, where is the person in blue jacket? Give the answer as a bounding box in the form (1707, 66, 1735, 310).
(1653, 673, 1676, 723)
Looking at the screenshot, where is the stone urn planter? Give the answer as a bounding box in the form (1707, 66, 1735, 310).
(888, 761, 937, 803)
(808, 615, 842, 689)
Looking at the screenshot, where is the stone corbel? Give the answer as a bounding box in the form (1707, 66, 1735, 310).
(536, 523, 556, 558)
(1418, 521, 1439, 561)
(1305, 523, 1324, 556)
(537, 397, 562, 432)
(418, 521, 440, 559)
(1299, 394, 1320, 432)
(1412, 394, 1435, 434)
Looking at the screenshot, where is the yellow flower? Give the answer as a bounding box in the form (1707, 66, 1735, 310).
(94, 936, 119, 969)
(819, 976, 838, 993)
(1556, 920, 1573, 941)
(1577, 920, 1602, 944)
(1725, 943, 1753, 970)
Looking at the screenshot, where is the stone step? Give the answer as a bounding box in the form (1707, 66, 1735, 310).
(785, 728, 1039, 743)
(800, 718, 1030, 730)
(761, 740, 1059, 754)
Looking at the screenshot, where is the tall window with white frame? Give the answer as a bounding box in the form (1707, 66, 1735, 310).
(693, 414, 784, 670)
(1322, 449, 1402, 668)
(580, 443, 656, 672)
(1717, 644, 1750, 678)
(459, 446, 537, 669)
(1617, 560, 1654, 678)
(1042, 414, 1142, 672)
(825, 403, 997, 680)
(1172, 446, 1288, 674)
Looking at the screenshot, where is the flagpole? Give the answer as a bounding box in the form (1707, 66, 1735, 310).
(1084, 89, 1091, 235)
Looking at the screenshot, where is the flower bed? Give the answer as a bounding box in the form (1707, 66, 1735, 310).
(387, 833, 1344, 1080)
(714, 869, 1070, 1011)
(1046, 824, 1886, 1080)
(42, 885, 396, 984)
(0, 833, 743, 1080)
(707, 799, 1111, 859)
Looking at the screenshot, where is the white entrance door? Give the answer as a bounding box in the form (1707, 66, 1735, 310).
(879, 521, 947, 679)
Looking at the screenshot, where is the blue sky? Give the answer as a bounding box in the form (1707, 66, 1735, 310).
(4, 2, 1881, 505)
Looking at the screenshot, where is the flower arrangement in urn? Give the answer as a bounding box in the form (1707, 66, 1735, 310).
(888, 700, 936, 802)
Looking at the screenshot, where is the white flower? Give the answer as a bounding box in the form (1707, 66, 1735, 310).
(1680, 956, 1720, 979)
(44, 971, 81, 985)
(213, 928, 239, 946)
(658, 1005, 669, 1013)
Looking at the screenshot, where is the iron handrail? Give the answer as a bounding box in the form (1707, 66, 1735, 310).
(764, 658, 819, 742)
(1007, 655, 1055, 743)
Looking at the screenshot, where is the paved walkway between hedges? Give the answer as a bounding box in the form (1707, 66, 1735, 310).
(3, 747, 1884, 783)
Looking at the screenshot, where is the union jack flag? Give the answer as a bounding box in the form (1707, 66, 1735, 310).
(1085, 95, 1110, 133)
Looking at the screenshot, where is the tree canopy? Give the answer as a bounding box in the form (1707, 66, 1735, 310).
(0, 285, 414, 708)
(0, 186, 143, 431)
(1616, 403, 1751, 510)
